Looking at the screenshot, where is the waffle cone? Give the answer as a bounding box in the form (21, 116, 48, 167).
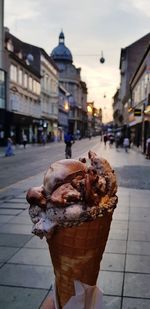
(47, 212, 112, 308)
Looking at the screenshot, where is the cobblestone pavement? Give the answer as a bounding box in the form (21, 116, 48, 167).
(0, 138, 150, 309)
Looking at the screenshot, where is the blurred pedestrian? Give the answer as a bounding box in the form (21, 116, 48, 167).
(41, 132, 46, 145)
(123, 137, 130, 153)
(5, 137, 14, 157)
(146, 136, 150, 159)
(109, 134, 114, 147)
(103, 134, 108, 147)
(88, 132, 92, 140)
(22, 133, 27, 149)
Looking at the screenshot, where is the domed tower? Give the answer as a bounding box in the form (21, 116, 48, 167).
(51, 31, 73, 64)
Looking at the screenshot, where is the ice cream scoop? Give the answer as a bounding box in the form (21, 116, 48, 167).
(26, 151, 117, 237)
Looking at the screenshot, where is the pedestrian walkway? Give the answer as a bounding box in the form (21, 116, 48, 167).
(0, 142, 150, 308)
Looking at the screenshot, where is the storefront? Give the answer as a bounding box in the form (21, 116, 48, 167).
(128, 111, 143, 147)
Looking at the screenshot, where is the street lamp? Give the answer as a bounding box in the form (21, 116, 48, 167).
(100, 51, 105, 64)
(64, 99, 69, 111)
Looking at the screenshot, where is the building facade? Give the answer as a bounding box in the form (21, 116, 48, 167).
(115, 33, 150, 127)
(129, 43, 150, 152)
(51, 31, 88, 137)
(0, 29, 59, 145)
(1, 29, 41, 145)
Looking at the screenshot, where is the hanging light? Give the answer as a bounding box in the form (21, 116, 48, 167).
(100, 51, 105, 64)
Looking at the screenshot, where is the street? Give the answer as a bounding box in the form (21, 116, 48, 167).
(0, 137, 150, 308)
(0, 137, 150, 191)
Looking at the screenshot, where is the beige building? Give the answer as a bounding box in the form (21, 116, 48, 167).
(51, 31, 88, 137)
(2, 29, 59, 144)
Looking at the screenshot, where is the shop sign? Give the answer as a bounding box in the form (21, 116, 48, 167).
(134, 109, 141, 116)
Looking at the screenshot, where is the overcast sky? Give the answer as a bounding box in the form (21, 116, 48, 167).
(4, 0, 150, 122)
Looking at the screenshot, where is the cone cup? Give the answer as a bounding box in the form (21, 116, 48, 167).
(47, 211, 113, 308)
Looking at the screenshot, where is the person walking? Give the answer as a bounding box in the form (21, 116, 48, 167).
(5, 137, 14, 157)
(103, 134, 108, 148)
(22, 133, 28, 149)
(146, 136, 150, 159)
(123, 136, 130, 153)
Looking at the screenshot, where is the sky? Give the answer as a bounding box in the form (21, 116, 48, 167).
(4, 0, 150, 122)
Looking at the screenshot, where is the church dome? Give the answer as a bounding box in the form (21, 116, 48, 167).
(51, 31, 73, 63)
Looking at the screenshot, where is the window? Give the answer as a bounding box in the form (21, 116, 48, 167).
(10, 64, 17, 82)
(24, 73, 28, 88)
(18, 69, 23, 85)
(36, 81, 41, 95)
(33, 80, 36, 93)
(29, 76, 33, 91)
(0, 70, 6, 108)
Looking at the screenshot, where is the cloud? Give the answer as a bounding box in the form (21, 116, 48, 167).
(120, 0, 150, 17)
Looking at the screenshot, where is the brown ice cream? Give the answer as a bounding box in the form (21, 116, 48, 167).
(26, 151, 118, 307)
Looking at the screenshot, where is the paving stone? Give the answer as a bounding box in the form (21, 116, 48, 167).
(129, 212, 150, 222)
(114, 206, 129, 214)
(0, 264, 54, 289)
(127, 241, 150, 256)
(0, 215, 14, 223)
(25, 236, 48, 249)
(128, 230, 150, 241)
(103, 296, 121, 309)
(122, 297, 150, 309)
(124, 273, 150, 298)
(111, 220, 128, 230)
(0, 203, 27, 210)
(0, 233, 32, 247)
(130, 207, 150, 216)
(19, 209, 29, 216)
(126, 254, 150, 273)
(0, 209, 22, 215)
(105, 240, 126, 254)
(113, 213, 129, 220)
(9, 248, 51, 266)
(101, 253, 125, 271)
(128, 221, 150, 231)
(97, 271, 124, 296)
(109, 229, 128, 240)
(0, 247, 19, 263)
(6, 198, 27, 203)
(0, 223, 32, 235)
(130, 198, 150, 208)
(0, 286, 48, 309)
(9, 216, 32, 225)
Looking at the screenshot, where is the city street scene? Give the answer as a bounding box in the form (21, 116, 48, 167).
(0, 139, 150, 309)
(0, 0, 150, 308)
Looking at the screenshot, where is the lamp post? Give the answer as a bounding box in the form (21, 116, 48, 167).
(100, 51, 105, 64)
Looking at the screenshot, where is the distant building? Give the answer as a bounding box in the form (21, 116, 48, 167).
(129, 43, 150, 152)
(115, 33, 150, 127)
(1, 28, 41, 144)
(1, 28, 59, 144)
(51, 31, 88, 137)
(112, 88, 123, 127)
(58, 84, 70, 139)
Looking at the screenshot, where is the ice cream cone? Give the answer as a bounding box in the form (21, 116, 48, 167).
(47, 211, 113, 308)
